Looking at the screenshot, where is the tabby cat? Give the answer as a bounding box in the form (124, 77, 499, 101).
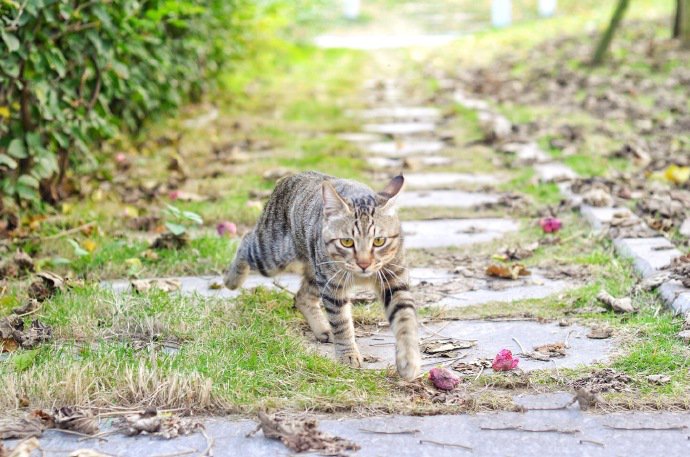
(223, 171, 421, 380)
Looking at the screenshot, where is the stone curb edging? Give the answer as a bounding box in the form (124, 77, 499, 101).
(453, 91, 690, 316)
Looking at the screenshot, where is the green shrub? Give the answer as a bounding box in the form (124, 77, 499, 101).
(0, 0, 274, 207)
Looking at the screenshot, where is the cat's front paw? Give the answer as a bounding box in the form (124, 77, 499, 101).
(337, 347, 363, 368)
(396, 341, 421, 381)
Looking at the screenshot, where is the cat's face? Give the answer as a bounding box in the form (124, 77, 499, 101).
(321, 176, 403, 278)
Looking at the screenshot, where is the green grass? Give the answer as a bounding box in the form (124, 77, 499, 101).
(0, 287, 391, 411)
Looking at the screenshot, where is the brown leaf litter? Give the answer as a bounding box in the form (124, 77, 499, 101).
(486, 263, 531, 280)
(421, 338, 476, 357)
(494, 242, 539, 261)
(151, 232, 188, 250)
(451, 358, 493, 376)
(571, 369, 632, 393)
(527, 342, 567, 361)
(0, 250, 35, 279)
(248, 411, 360, 455)
(0, 407, 96, 440)
(122, 408, 202, 439)
(130, 278, 182, 294)
(663, 254, 690, 288)
(596, 290, 636, 313)
(586, 326, 613, 339)
(0, 313, 52, 353)
(28, 271, 65, 302)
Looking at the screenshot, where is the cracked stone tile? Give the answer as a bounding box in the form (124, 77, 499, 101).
(402, 218, 519, 249)
(315, 320, 613, 373)
(397, 190, 499, 208)
(363, 122, 436, 136)
(404, 172, 500, 188)
(366, 140, 444, 156)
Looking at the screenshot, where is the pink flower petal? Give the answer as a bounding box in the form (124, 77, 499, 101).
(429, 367, 460, 391)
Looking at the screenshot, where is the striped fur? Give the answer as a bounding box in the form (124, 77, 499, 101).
(224, 171, 420, 380)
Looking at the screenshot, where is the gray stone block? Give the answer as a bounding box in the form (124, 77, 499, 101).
(613, 237, 682, 278)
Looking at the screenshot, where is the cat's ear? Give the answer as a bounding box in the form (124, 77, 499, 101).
(377, 174, 404, 216)
(322, 181, 351, 217)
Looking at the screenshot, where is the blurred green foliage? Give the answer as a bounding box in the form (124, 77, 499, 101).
(0, 0, 307, 208)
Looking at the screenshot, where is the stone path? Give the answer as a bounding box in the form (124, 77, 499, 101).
(7, 404, 690, 456)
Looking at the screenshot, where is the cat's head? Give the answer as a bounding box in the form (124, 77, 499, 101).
(321, 175, 403, 278)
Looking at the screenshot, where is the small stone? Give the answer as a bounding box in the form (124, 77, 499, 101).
(680, 218, 690, 238)
(646, 374, 671, 385)
(587, 327, 613, 339)
(677, 330, 690, 343)
(582, 188, 614, 207)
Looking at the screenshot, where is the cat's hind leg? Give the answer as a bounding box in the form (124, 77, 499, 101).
(295, 270, 332, 343)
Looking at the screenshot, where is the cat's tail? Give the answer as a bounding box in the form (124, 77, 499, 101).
(223, 232, 254, 289)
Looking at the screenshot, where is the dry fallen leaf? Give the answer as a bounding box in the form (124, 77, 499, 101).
(596, 290, 636, 313)
(151, 232, 188, 250)
(646, 374, 671, 385)
(53, 407, 99, 435)
(421, 338, 475, 356)
(68, 450, 110, 457)
(587, 327, 613, 339)
(122, 408, 201, 439)
(131, 279, 181, 294)
(28, 272, 64, 302)
(486, 263, 531, 280)
(0, 411, 52, 440)
(249, 411, 359, 455)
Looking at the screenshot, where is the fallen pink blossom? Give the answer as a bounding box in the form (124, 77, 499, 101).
(429, 367, 460, 391)
(492, 349, 519, 371)
(168, 190, 180, 200)
(216, 221, 237, 237)
(115, 153, 127, 163)
(539, 217, 562, 233)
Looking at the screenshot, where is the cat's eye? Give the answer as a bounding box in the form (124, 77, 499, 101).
(340, 238, 354, 248)
(373, 237, 386, 247)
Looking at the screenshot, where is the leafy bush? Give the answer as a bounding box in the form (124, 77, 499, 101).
(0, 0, 270, 208)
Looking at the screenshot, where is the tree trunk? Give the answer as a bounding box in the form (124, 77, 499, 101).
(680, 0, 690, 48)
(591, 0, 630, 66)
(674, 0, 682, 37)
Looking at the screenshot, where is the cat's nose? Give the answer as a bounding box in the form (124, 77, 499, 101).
(356, 259, 372, 271)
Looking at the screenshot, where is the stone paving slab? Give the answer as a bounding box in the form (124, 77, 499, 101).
(317, 319, 612, 372)
(314, 33, 460, 49)
(579, 206, 636, 231)
(453, 90, 490, 110)
(437, 275, 573, 308)
(613, 237, 682, 278)
(10, 409, 690, 457)
(402, 218, 519, 249)
(363, 122, 436, 136)
(106, 268, 455, 299)
(404, 172, 499, 188)
(501, 142, 552, 164)
(353, 107, 441, 120)
(366, 140, 444, 156)
(397, 190, 499, 208)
